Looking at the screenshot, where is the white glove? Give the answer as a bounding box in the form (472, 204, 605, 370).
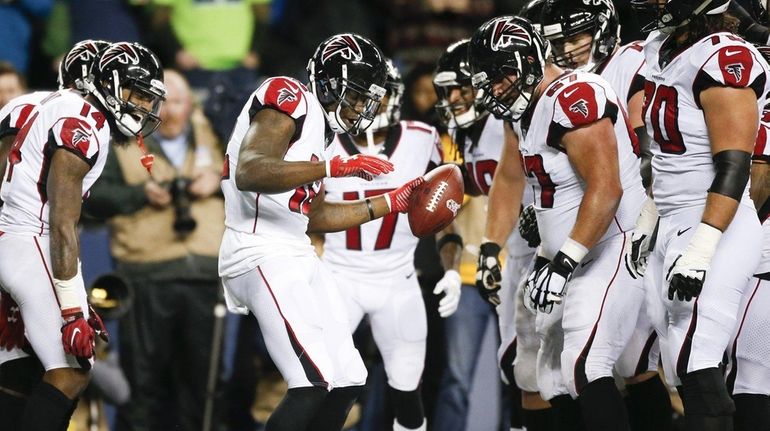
(624, 197, 659, 279)
(526, 239, 586, 313)
(667, 223, 721, 301)
(434, 270, 462, 318)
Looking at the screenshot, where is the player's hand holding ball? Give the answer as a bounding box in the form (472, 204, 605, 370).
(386, 177, 425, 213)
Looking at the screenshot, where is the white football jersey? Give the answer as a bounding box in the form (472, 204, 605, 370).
(0, 91, 51, 139)
(219, 76, 331, 278)
(596, 41, 647, 114)
(322, 121, 443, 276)
(511, 71, 645, 258)
(0, 90, 110, 236)
(753, 110, 770, 274)
(643, 31, 770, 216)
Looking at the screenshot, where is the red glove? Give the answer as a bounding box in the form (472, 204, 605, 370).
(88, 305, 109, 344)
(0, 291, 25, 351)
(386, 177, 425, 213)
(326, 155, 394, 180)
(61, 308, 95, 359)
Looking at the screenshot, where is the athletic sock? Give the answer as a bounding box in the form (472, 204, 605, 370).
(307, 385, 363, 431)
(522, 407, 558, 431)
(578, 377, 630, 431)
(550, 394, 586, 431)
(733, 393, 770, 431)
(389, 386, 425, 429)
(264, 386, 327, 431)
(19, 382, 78, 431)
(626, 374, 673, 431)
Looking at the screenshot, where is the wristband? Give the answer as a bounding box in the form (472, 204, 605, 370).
(686, 222, 723, 261)
(437, 233, 463, 252)
(365, 198, 376, 221)
(559, 237, 589, 264)
(53, 271, 85, 315)
(324, 159, 332, 177)
(384, 194, 392, 212)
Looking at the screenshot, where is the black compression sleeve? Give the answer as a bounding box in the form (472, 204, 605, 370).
(709, 150, 752, 201)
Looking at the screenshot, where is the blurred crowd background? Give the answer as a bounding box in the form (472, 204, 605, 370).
(0, 1, 675, 430)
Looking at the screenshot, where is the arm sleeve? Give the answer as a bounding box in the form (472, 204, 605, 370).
(547, 81, 618, 149)
(82, 150, 148, 219)
(692, 43, 767, 108)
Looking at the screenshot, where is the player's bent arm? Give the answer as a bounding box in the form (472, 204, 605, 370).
(563, 117, 624, 250)
(700, 86, 758, 231)
(235, 108, 325, 194)
(484, 122, 525, 245)
(437, 224, 462, 271)
(628, 90, 652, 189)
(48, 150, 90, 280)
(306, 186, 391, 233)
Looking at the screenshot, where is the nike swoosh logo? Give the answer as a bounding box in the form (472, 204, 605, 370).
(71, 328, 81, 347)
(677, 227, 692, 237)
(581, 258, 594, 268)
(725, 49, 742, 56)
(406, 271, 415, 279)
(563, 87, 579, 98)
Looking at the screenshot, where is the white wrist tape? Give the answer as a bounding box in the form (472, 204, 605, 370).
(686, 222, 722, 262)
(560, 237, 589, 264)
(325, 159, 332, 177)
(53, 271, 85, 314)
(636, 196, 659, 234)
(384, 193, 392, 212)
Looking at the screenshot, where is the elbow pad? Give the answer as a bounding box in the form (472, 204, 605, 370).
(708, 150, 751, 201)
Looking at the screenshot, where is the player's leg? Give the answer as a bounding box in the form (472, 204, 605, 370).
(512, 254, 557, 431)
(0, 236, 92, 430)
(307, 261, 368, 431)
(433, 283, 494, 431)
(498, 247, 532, 431)
(368, 272, 427, 430)
(616, 299, 672, 431)
(0, 354, 45, 431)
(663, 206, 761, 431)
(223, 256, 339, 429)
(560, 234, 640, 430)
(726, 277, 770, 431)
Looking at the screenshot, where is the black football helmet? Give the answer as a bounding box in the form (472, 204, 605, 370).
(85, 42, 166, 138)
(468, 16, 550, 122)
(749, 0, 769, 25)
(58, 40, 111, 91)
(519, 0, 547, 31)
(307, 33, 388, 135)
(631, 0, 731, 33)
(541, 0, 619, 71)
(433, 39, 487, 129)
(370, 59, 405, 132)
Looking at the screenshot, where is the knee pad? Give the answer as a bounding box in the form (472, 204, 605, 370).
(679, 368, 735, 416)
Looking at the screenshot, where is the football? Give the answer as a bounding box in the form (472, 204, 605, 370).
(408, 164, 464, 238)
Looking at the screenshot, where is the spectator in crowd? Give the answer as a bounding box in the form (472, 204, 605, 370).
(0, 62, 27, 109)
(68, 0, 144, 46)
(0, 0, 52, 74)
(84, 69, 226, 431)
(150, 0, 271, 90)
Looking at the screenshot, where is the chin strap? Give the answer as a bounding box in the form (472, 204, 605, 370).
(136, 134, 155, 175)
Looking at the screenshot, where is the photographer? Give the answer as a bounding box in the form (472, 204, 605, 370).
(84, 69, 225, 431)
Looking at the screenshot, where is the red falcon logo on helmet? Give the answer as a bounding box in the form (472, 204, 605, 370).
(64, 42, 100, 71)
(99, 43, 140, 69)
(491, 18, 532, 52)
(321, 34, 363, 63)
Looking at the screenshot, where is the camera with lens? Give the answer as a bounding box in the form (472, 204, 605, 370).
(170, 177, 197, 234)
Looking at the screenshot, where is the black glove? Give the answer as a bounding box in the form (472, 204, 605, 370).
(518, 204, 540, 248)
(475, 242, 502, 306)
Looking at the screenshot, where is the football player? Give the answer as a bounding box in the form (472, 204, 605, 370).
(0, 41, 165, 430)
(218, 33, 425, 430)
(539, 1, 673, 430)
(314, 60, 450, 431)
(469, 15, 648, 431)
(0, 39, 112, 430)
(627, 0, 770, 429)
(432, 34, 551, 431)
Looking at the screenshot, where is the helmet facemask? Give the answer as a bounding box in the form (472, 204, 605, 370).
(433, 81, 485, 129)
(312, 64, 386, 136)
(472, 61, 542, 122)
(631, 0, 730, 34)
(369, 64, 405, 132)
(97, 75, 166, 137)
